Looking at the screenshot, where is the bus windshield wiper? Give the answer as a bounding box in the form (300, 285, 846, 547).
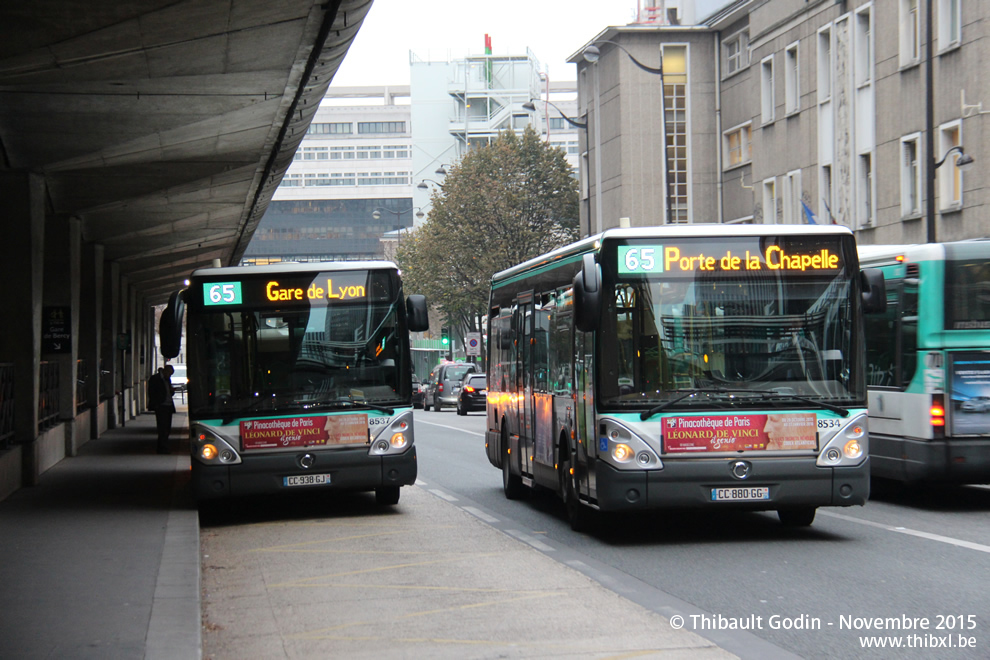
(749, 390, 849, 417)
(639, 387, 753, 420)
(301, 397, 395, 415)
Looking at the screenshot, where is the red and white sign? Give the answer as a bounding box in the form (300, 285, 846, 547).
(240, 414, 369, 450)
(663, 413, 817, 453)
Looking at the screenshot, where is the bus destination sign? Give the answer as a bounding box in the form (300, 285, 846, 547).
(618, 244, 842, 276)
(201, 271, 379, 308)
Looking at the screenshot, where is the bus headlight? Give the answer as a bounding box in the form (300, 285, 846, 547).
(816, 414, 868, 467)
(599, 419, 662, 470)
(369, 412, 415, 456)
(191, 425, 242, 465)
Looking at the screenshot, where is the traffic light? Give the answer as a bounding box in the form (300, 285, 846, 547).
(440, 327, 449, 346)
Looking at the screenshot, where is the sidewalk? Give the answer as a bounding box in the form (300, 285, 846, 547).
(0, 409, 199, 660)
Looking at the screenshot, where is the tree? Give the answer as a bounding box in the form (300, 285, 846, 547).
(397, 126, 579, 360)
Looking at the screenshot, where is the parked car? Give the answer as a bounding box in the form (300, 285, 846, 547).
(170, 364, 188, 394)
(425, 362, 479, 411)
(961, 395, 990, 413)
(457, 373, 487, 415)
(411, 375, 425, 409)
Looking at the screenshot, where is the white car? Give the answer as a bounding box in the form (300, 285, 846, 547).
(961, 395, 990, 413)
(170, 364, 188, 394)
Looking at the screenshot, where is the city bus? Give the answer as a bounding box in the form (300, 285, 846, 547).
(159, 261, 429, 506)
(485, 225, 885, 529)
(859, 240, 990, 484)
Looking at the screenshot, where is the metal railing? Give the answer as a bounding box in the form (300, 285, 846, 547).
(76, 359, 89, 413)
(38, 361, 60, 432)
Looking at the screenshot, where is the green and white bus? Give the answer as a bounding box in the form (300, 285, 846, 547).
(159, 261, 429, 506)
(859, 241, 990, 484)
(486, 225, 886, 529)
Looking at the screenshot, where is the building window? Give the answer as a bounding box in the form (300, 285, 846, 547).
(858, 153, 874, 227)
(724, 31, 749, 76)
(938, 122, 964, 209)
(818, 28, 832, 103)
(763, 178, 777, 224)
(548, 117, 567, 130)
(308, 122, 352, 135)
(663, 45, 689, 224)
(723, 123, 752, 168)
(357, 145, 383, 159)
(357, 121, 406, 134)
(330, 146, 355, 160)
(785, 43, 799, 115)
(357, 172, 411, 186)
(761, 55, 775, 124)
(900, 134, 921, 216)
(282, 174, 303, 187)
(382, 145, 410, 159)
(855, 7, 873, 87)
(900, 0, 920, 66)
(783, 169, 802, 224)
(938, 0, 961, 51)
(820, 164, 833, 223)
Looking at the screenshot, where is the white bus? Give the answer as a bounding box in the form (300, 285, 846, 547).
(160, 261, 429, 506)
(486, 225, 885, 529)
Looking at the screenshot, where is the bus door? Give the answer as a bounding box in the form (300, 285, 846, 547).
(533, 298, 554, 467)
(515, 292, 535, 477)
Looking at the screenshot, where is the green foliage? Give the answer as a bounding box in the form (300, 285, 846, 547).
(397, 126, 579, 336)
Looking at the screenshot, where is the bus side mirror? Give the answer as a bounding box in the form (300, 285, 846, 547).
(159, 289, 185, 359)
(860, 268, 886, 314)
(406, 294, 429, 332)
(573, 253, 602, 333)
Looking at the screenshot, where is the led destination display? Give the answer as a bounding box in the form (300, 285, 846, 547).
(199, 270, 393, 308)
(618, 239, 845, 276)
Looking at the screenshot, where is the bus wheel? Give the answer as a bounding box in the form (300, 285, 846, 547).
(501, 428, 525, 500)
(560, 451, 592, 533)
(777, 507, 816, 527)
(376, 486, 400, 505)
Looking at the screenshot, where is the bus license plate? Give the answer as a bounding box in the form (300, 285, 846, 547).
(711, 486, 770, 501)
(284, 473, 331, 487)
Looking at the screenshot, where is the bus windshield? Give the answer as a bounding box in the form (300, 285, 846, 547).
(186, 269, 409, 418)
(599, 235, 862, 409)
(944, 244, 990, 330)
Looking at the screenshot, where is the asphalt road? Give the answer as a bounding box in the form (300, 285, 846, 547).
(413, 409, 990, 660)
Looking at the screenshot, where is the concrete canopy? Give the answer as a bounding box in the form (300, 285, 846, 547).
(0, 0, 373, 304)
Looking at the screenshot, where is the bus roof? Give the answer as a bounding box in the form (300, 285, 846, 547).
(189, 260, 398, 279)
(492, 223, 855, 283)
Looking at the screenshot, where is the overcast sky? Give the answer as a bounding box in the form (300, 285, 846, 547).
(330, 1, 639, 88)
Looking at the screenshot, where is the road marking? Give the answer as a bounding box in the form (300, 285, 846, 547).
(819, 510, 990, 554)
(429, 488, 458, 502)
(462, 506, 499, 523)
(505, 529, 556, 552)
(417, 419, 485, 437)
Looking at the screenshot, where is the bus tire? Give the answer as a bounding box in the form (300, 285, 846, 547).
(501, 427, 525, 500)
(777, 507, 816, 527)
(376, 486, 400, 505)
(560, 449, 593, 533)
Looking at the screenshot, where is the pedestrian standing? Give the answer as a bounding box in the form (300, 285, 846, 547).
(148, 365, 175, 454)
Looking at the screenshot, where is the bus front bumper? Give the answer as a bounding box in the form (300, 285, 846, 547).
(192, 445, 417, 500)
(591, 456, 869, 512)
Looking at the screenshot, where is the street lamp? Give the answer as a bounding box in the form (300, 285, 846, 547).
(579, 39, 668, 233)
(522, 100, 587, 130)
(926, 144, 974, 243)
(371, 206, 421, 246)
(416, 178, 444, 190)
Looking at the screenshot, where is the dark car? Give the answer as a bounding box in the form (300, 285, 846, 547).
(411, 375, 425, 409)
(457, 373, 487, 415)
(425, 362, 479, 411)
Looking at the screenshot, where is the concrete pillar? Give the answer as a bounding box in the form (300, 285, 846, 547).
(103, 262, 119, 428)
(80, 244, 104, 439)
(0, 172, 45, 486)
(42, 215, 82, 455)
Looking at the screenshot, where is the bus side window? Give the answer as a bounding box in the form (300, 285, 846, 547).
(864, 279, 897, 387)
(899, 277, 919, 387)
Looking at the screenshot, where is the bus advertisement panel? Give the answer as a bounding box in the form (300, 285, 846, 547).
(165, 261, 428, 506)
(860, 241, 990, 483)
(487, 225, 884, 529)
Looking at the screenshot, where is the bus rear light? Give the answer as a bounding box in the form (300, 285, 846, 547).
(931, 417, 945, 427)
